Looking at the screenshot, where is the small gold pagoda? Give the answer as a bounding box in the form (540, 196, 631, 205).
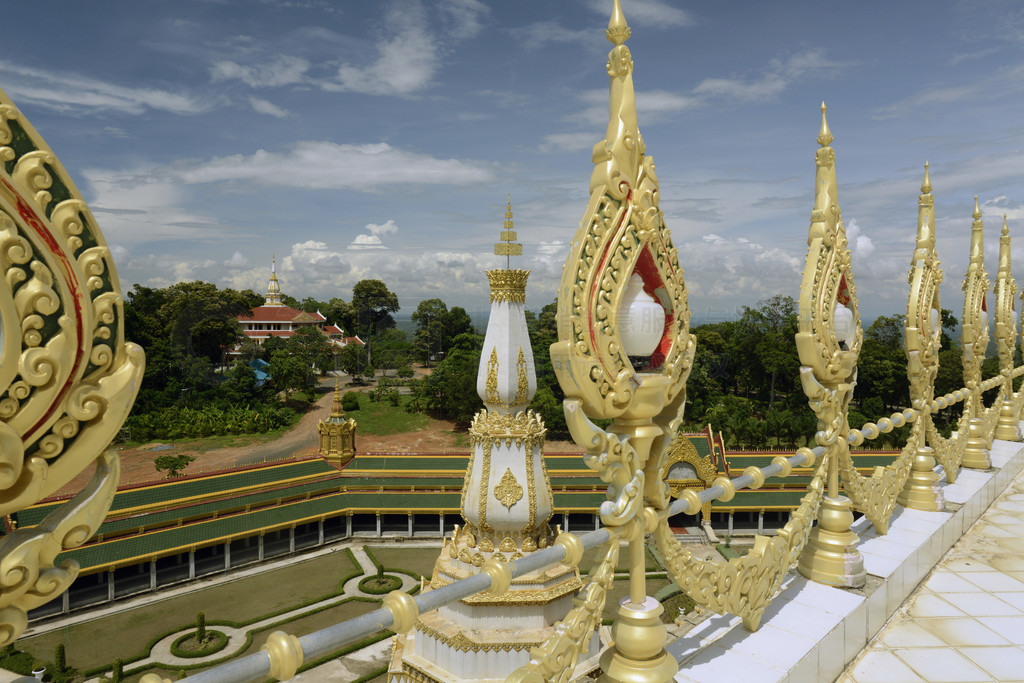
(317, 384, 356, 469)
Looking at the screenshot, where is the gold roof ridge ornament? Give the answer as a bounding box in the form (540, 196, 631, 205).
(961, 196, 993, 465)
(494, 193, 523, 269)
(0, 88, 145, 643)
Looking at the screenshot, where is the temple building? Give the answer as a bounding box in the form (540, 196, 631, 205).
(236, 258, 363, 351)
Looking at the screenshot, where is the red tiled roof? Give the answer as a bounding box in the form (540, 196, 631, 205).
(240, 305, 326, 323)
(324, 324, 343, 334)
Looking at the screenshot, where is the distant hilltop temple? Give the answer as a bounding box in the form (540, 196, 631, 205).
(235, 257, 364, 351)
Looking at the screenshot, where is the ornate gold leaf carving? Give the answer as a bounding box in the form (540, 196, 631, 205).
(0, 89, 144, 644)
(487, 269, 529, 304)
(493, 468, 523, 509)
(485, 347, 499, 404)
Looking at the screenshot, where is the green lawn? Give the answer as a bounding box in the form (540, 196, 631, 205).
(368, 545, 440, 579)
(17, 550, 360, 673)
(346, 394, 431, 435)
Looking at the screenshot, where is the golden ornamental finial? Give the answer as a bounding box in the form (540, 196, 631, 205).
(331, 380, 343, 417)
(494, 194, 523, 269)
(1003, 214, 1010, 237)
(817, 101, 833, 147)
(606, 0, 631, 45)
(921, 162, 932, 195)
(973, 195, 982, 220)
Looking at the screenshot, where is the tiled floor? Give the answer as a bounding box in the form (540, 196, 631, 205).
(840, 468, 1024, 682)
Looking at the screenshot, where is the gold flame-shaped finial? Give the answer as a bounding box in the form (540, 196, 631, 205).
(1003, 214, 1010, 236)
(969, 196, 985, 267)
(494, 193, 522, 268)
(607, 0, 631, 45)
(916, 162, 935, 254)
(817, 101, 833, 147)
(999, 215, 1012, 275)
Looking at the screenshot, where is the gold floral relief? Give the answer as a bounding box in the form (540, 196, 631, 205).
(493, 468, 524, 510)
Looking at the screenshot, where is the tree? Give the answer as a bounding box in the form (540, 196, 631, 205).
(373, 328, 412, 376)
(154, 454, 195, 478)
(352, 279, 400, 364)
(338, 343, 368, 380)
(423, 332, 484, 424)
(269, 350, 311, 396)
(412, 298, 448, 366)
(739, 295, 799, 409)
(287, 326, 333, 375)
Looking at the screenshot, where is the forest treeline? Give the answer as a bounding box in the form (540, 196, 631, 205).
(122, 281, 1005, 450)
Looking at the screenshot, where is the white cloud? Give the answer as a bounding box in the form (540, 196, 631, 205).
(210, 55, 310, 87)
(539, 132, 596, 153)
(224, 251, 249, 268)
(981, 195, 1024, 222)
(331, 3, 438, 95)
(173, 141, 494, 190)
(439, 0, 490, 39)
(282, 240, 350, 274)
(508, 21, 592, 51)
(248, 97, 290, 118)
(0, 60, 208, 115)
(350, 219, 399, 250)
(584, 0, 693, 27)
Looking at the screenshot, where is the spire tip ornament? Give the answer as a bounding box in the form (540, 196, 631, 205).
(817, 101, 833, 147)
(921, 161, 932, 195)
(973, 195, 982, 220)
(606, 0, 631, 45)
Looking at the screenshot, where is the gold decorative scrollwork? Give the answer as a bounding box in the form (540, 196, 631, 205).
(655, 450, 828, 631)
(505, 537, 619, 683)
(0, 89, 144, 643)
(486, 348, 500, 404)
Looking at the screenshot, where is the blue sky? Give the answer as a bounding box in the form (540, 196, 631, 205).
(5, 0, 1024, 325)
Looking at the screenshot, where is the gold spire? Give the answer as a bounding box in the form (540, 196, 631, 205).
(331, 380, 344, 418)
(969, 196, 985, 267)
(265, 255, 283, 306)
(999, 215, 1012, 275)
(817, 101, 833, 147)
(606, 0, 631, 45)
(494, 193, 522, 269)
(916, 162, 935, 254)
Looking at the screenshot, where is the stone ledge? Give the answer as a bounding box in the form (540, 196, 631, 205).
(666, 432, 1024, 683)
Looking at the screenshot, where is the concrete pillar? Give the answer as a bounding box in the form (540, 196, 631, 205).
(562, 514, 569, 531)
(224, 543, 231, 571)
(376, 513, 382, 537)
(318, 520, 324, 545)
(594, 515, 600, 530)
(107, 571, 115, 602)
(189, 551, 196, 579)
(757, 511, 764, 534)
(408, 514, 413, 537)
(62, 590, 69, 614)
(728, 512, 734, 537)
(346, 515, 352, 537)
(258, 534, 265, 561)
(289, 527, 295, 553)
(439, 513, 445, 536)
(150, 560, 157, 590)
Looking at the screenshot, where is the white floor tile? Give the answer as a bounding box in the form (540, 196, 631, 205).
(957, 645, 1024, 681)
(847, 649, 926, 682)
(892, 647, 995, 682)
